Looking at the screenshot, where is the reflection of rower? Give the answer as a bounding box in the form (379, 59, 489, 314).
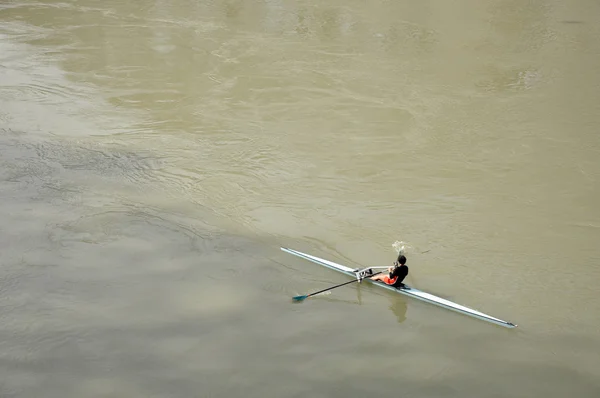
(370, 255, 408, 288)
(389, 297, 408, 323)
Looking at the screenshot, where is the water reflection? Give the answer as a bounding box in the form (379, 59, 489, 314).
(360, 281, 408, 324)
(388, 297, 408, 324)
(322, 283, 408, 324)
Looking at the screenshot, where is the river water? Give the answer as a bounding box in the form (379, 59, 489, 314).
(1, 1, 599, 397)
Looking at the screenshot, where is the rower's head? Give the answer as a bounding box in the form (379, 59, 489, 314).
(397, 255, 406, 265)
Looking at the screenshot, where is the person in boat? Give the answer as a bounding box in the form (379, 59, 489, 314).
(370, 254, 408, 288)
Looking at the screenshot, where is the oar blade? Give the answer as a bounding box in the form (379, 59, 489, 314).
(292, 295, 309, 302)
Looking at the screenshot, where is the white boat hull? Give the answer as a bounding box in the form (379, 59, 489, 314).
(282, 247, 517, 329)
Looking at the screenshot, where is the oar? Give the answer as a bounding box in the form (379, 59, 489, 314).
(292, 271, 384, 302)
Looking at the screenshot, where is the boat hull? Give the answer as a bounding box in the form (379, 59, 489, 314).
(282, 247, 517, 329)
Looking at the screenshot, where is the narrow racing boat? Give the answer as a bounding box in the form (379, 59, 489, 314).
(282, 247, 517, 329)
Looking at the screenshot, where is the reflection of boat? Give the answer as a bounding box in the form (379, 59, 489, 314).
(282, 247, 517, 329)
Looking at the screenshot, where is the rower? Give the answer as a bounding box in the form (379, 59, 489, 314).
(370, 254, 408, 288)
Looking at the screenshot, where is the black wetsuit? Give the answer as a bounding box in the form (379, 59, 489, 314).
(389, 265, 408, 288)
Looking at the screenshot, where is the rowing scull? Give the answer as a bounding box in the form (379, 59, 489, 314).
(282, 247, 517, 329)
